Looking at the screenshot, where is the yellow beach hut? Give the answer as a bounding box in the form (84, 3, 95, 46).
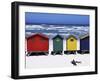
(66, 35, 77, 51)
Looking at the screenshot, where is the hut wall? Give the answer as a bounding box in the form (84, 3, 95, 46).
(80, 37, 89, 51)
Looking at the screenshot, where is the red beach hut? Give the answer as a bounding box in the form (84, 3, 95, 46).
(27, 33, 49, 56)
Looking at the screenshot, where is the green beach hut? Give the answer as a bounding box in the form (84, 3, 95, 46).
(51, 35, 63, 55)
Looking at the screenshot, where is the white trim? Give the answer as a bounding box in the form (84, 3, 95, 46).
(19, 5, 95, 76)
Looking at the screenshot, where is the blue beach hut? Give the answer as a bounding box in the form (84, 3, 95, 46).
(78, 34, 89, 54)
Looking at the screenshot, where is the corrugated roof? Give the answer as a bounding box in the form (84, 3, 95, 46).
(80, 33, 89, 39)
(52, 34, 63, 39)
(27, 33, 49, 40)
(66, 35, 77, 40)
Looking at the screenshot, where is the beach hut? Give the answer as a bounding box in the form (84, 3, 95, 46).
(27, 33, 49, 56)
(51, 35, 63, 55)
(78, 34, 89, 54)
(64, 35, 77, 54)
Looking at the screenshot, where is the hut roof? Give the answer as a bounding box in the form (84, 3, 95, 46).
(66, 35, 77, 40)
(27, 33, 49, 40)
(80, 33, 89, 39)
(53, 35, 63, 39)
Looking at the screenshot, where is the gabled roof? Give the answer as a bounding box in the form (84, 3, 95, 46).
(66, 35, 77, 40)
(80, 33, 89, 39)
(27, 33, 49, 40)
(53, 35, 63, 39)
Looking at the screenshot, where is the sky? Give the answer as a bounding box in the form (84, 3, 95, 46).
(25, 12, 89, 26)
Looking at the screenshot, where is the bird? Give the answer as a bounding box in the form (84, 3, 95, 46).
(71, 59, 81, 66)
